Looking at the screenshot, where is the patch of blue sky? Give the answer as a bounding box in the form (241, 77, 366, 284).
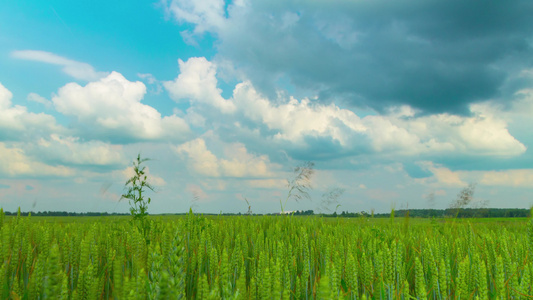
(349, 107, 378, 118)
(273, 74, 305, 99)
(403, 162, 433, 179)
(507, 125, 533, 155)
(0, 54, 71, 104)
(0, 0, 216, 93)
(218, 78, 240, 100)
(1, 0, 221, 129)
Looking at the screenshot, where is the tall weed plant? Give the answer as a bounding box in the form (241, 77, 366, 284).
(281, 161, 314, 213)
(121, 153, 154, 242)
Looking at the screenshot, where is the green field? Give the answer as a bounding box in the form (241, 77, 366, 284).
(1, 212, 532, 299)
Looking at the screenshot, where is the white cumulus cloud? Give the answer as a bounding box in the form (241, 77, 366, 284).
(414, 163, 533, 188)
(52, 72, 190, 141)
(174, 137, 277, 178)
(479, 169, 533, 188)
(0, 83, 64, 141)
(415, 161, 467, 188)
(0, 82, 13, 109)
(164, 57, 236, 113)
(164, 57, 526, 158)
(0, 142, 74, 177)
(397, 106, 527, 156)
(36, 134, 126, 166)
(233, 81, 367, 145)
(174, 138, 220, 177)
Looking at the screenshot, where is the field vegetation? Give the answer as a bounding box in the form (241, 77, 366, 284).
(1, 209, 532, 299)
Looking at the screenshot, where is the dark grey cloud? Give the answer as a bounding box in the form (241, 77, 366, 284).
(209, 0, 533, 114)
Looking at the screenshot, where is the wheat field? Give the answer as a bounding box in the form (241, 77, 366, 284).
(0, 211, 532, 299)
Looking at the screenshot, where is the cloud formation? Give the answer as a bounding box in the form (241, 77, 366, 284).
(414, 162, 533, 189)
(0, 142, 74, 177)
(52, 72, 190, 142)
(165, 58, 527, 159)
(479, 169, 533, 188)
(35, 134, 126, 166)
(415, 161, 467, 188)
(167, 0, 533, 113)
(0, 83, 12, 109)
(164, 57, 236, 113)
(0, 83, 64, 141)
(11, 50, 108, 81)
(174, 137, 277, 178)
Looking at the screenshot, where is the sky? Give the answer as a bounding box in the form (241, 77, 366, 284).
(1, 0, 533, 214)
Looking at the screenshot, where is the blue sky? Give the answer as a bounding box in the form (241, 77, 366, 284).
(1, 0, 533, 214)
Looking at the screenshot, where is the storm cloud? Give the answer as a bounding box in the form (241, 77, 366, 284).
(169, 0, 533, 114)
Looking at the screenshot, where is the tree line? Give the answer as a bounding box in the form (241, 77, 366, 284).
(340, 208, 531, 218)
(1, 209, 129, 217)
(3, 208, 529, 218)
